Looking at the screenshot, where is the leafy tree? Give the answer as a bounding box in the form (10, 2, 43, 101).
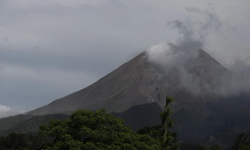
(138, 96, 180, 150)
(39, 109, 161, 150)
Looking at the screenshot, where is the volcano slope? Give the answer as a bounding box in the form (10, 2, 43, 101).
(1, 49, 250, 145)
(28, 49, 230, 115)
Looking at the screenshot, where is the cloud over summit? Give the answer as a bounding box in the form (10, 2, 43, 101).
(146, 6, 250, 97)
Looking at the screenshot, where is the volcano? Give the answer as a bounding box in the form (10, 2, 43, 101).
(28, 49, 229, 116)
(2, 49, 250, 146)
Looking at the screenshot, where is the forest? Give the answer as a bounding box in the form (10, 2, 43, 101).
(0, 97, 249, 150)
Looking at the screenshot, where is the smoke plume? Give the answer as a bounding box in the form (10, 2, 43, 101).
(146, 7, 250, 97)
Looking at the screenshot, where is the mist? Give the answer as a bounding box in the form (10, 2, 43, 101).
(146, 7, 250, 97)
(0, 105, 23, 118)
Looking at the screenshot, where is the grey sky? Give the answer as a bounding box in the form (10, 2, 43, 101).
(0, 0, 249, 118)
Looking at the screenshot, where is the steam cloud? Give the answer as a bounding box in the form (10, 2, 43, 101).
(147, 7, 220, 71)
(146, 7, 250, 97)
(0, 105, 23, 118)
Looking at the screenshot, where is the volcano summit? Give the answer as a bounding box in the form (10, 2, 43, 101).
(28, 47, 230, 116)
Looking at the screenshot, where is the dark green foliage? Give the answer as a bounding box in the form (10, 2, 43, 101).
(0, 133, 46, 150)
(2, 96, 250, 147)
(39, 109, 161, 150)
(231, 133, 250, 150)
(2, 96, 250, 149)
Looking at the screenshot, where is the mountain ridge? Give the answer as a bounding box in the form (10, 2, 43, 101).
(28, 49, 229, 116)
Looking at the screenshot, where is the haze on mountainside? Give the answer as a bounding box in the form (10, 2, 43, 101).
(27, 7, 250, 116)
(0, 106, 18, 118)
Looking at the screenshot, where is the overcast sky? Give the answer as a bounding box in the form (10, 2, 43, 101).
(0, 0, 249, 118)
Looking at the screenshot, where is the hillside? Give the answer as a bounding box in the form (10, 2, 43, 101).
(0, 114, 68, 136)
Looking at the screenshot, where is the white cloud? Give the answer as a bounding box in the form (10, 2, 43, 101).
(0, 105, 23, 118)
(0, 105, 10, 112)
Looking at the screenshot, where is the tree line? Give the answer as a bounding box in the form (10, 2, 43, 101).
(0, 97, 249, 150)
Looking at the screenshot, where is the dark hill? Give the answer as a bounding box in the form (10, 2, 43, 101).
(112, 102, 162, 130)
